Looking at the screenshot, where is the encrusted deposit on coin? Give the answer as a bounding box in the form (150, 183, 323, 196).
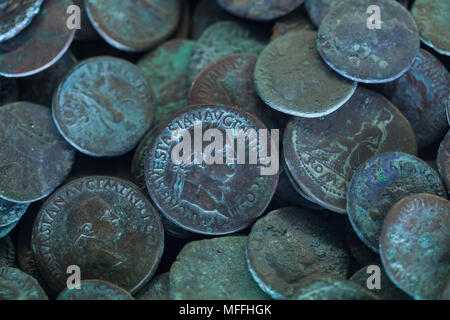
(0, 77, 18, 105)
(0, 0, 75, 77)
(137, 39, 195, 124)
(53, 56, 154, 157)
(32, 176, 164, 293)
(271, 6, 314, 40)
(0, 236, 15, 268)
(0, 267, 48, 300)
(217, 0, 305, 21)
(145, 105, 278, 235)
(255, 30, 356, 117)
(0, 198, 29, 227)
(72, 0, 99, 41)
(170, 236, 269, 300)
(0, 0, 43, 42)
(304, 0, 339, 28)
(412, 0, 449, 56)
(0, 102, 75, 203)
(135, 273, 170, 300)
(382, 49, 450, 149)
(191, 0, 236, 39)
(380, 194, 450, 300)
(318, 0, 420, 83)
(347, 152, 447, 252)
(58, 280, 134, 300)
(247, 207, 350, 299)
(437, 131, 450, 195)
(283, 88, 417, 213)
(85, 0, 181, 52)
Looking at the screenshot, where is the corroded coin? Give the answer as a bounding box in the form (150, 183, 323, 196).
(271, 6, 314, 40)
(31, 176, 164, 293)
(53, 56, 154, 157)
(0, 236, 15, 268)
(0, 267, 48, 300)
(137, 39, 195, 125)
(188, 21, 266, 83)
(318, 0, 420, 83)
(0, 220, 18, 239)
(437, 131, 449, 195)
(191, 0, 236, 39)
(217, 0, 305, 21)
(0, 198, 29, 227)
(0, 77, 18, 105)
(304, 0, 339, 28)
(382, 49, 450, 149)
(85, 0, 181, 52)
(0, 0, 43, 42)
(345, 230, 380, 267)
(381, 194, 450, 300)
(348, 152, 447, 252)
(283, 88, 417, 213)
(255, 30, 356, 117)
(412, 0, 449, 56)
(0, 0, 75, 77)
(170, 236, 269, 299)
(135, 273, 170, 300)
(57, 280, 134, 300)
(72, 0, 99, 41)
(189, 53, 277, 128)
(145, 105, 278, 235)
(247, 207, 350, 299)
(0, 102, 75, 203)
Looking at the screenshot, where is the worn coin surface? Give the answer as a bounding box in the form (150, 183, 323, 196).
(0, 102, 75, 203)
(345, 230, 380, 267)
(32, 176, 164, 293)
(0, 236, 15, 268)
(247, 207, 350, 299)
(170, 236, 269, 300)
(217, 0, 305, 21)
(304, 0, 339, 28)
(255, 30, 356, 117)
(437, 131, 449, 195)
(0, 0, 43, 43)
(0, 77, 18, 105)
(85, 0, 181, 52)
(382, 49, 450, 149)
(58, 280, 134, 300)
(0, 267, 48, 300)
(271, 6, 314, 40)
(191, 0, 236, 39)
(137, 39, 195, 125)
(53, 56, 154, 157)
(0, 198, 29, 227)
(0, 220, 18, 239)
(0, 0, 75, 77)
(135, 272, 170, 300)
(348, 152, 447, 252)
(283, 88, 417, 213)
(381, 194, 450, 300)
(318, 0, 420, 83)
(145, 105, 278, 235)
(72, 0, 99, 41)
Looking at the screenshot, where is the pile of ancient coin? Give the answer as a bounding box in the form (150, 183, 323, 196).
(0, 0, 448, 301)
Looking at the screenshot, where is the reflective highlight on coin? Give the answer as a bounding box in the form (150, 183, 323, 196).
(0, 0, 43, 43)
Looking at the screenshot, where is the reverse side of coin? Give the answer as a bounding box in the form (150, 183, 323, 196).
(437, 130, 450, 195)
(217, 0, 305, 21)
(0, 267, 48, 300)
(57, 280, 134, 300)
(0, 0, 43, 43)
(135, 273, 170, 300)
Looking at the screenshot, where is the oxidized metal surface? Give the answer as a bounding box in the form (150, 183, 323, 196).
(189, 53, 277, 128)
(345, 230, 380, 267)
(255, 30, 356, 117)
(0, 267, 48, 300)
(217, 0, 305, 21)
(412, 0, 450, 56)
(137, 39, 195, 125)
(247, 207, 349, 299)
(347, 152, 447, 252)
(380, 194, 450, 300)
(53, 56, 154, 157)
(145, 105, 278, 235)
(191, 0, 236, 39)
(188, 21, 266, 83)
(304, 0, 340, 28)
(57, 280, 134, 300)
(170, 236, 269, 300)
(0, 220, 19, 239)
(31, 176, 165, 293)
(382, 49, 450, 149)
(437, 131, 450, 195)
(85, 0, 181, 52)
(0, 0, 75, 77)
(0, 0, 43, 42)
(271, 6, 314, 40)
(318, 0, 420, 83)
(0, 236, 15, 268)
(0, 102, 75, 203)
(0, 198, 29, 227)
(283, 88, 417, 213)
(72, 0, 99, 41)
(0, 77, 18, 105)
(135, 272, 170, 300)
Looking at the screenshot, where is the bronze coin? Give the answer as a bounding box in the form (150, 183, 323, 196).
(57, 280, 134, 300)
(271, 6, 315, 41)
(135, 272, 170, 300)
(304, 0, 339, 28)
(437, 130, 450, 195)
(217, 0, 305, 21)
(191, 0, 236, 39)
(0, 0, 43, 43)
(0, 77, 18, 105)
(0, 198, 29, 228)
(0, 267, 48, 300)
(31, 176, 164, 293)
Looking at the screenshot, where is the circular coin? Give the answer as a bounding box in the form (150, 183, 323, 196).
(0, 220, 19, 239)
(191, 0, 236, 39)
(437, 130, 449, 195)
(57, 280, 134, 300)
(304, 0, 340, 28)
(0, 77, 18, 105)
(217, 0, 305, 21)
(0, 0, 43, 43)
(0, 267, 48, 300)
(135, 273, 170, 300)
(271, 6, 314, 41)
(0, 198, 29, 227)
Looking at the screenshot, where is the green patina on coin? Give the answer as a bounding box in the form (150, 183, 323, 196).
(0, 267, 48, 300)
(135, 273, 170, 300)
(437, 131, 449, 195)
(0, 77, 18, 105)
(0, 198, 29, 228)
(191, 0, 237, 39)
(304, 0, 340, 28)
(255, 30, 356, 117)
(170, 236, 270, 300)
(0, 236, 15, 268)
(347, 152, 447, 252)
(247, 207, 350, 299)
(58, 280, 134, 300)
(271, 6, 314, 41)
(0, 220, 18, 239)
(345, 230, 380, 267)
(0, 0, 43, 42)
(217, 0, 305, 21)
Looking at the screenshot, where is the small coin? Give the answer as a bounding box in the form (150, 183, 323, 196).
(57, 280, 134, 300)
(0, 102, 75, 203)
(382, 49, 450, 149)
(255, 30, 356, 117)
(0, 0, 75, 77)
(318, 0, 420, 83)
(135, 273, 170, 300)
(137, 39, 195, 125)
(283, 88, 417, 213)
(191, 0, 236, 39)
(170, 236, 269, 300)
(72, 0, 99, 41)
(145, 105, 278, 235)
(348, 152, 447, 252)
(271, 6, 314, 41)
(381, 193, 450, 300)
(0, 267, 48, 300)
(437, 130, 449, 195)
(85, 0, 181, 52)
(0, 236, 15, 268)
(0, 198, 29, 227)
(217, 0, 305, 21)
(0, 0, 43, 43)
(53, 56, 154, 157)
(304, 0, 340, 28)
(0, 77, 18, 105)
(247, 207, 350, 299)
(32, 176, 164, 293)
